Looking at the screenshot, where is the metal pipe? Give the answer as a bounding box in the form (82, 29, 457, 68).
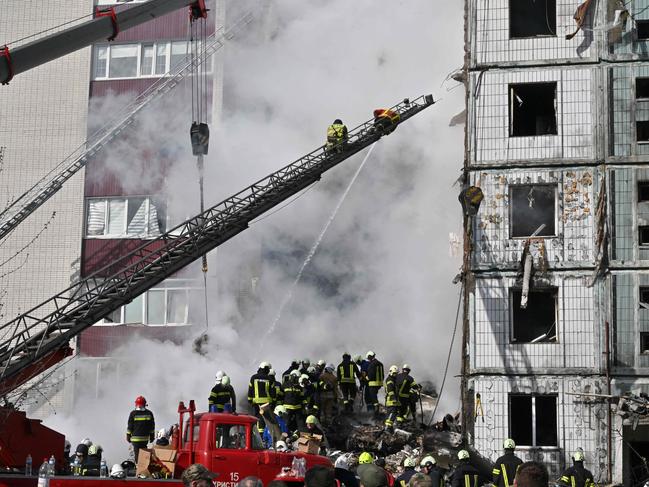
(0, 0, 196, 84)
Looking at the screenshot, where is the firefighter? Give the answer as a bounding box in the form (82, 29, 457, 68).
(248, 362, 275, 433)
(208, 374, 236, 413)
(373, 108, 400, 134)
(318, 363, 339, 425)
(337, 352, 360, 412)
(384, 365, 399, 432)
(557, 451, 595, 487)
(303, 415, 329, 453)
(300, 373, 319, 416)
(126, 395, 155, 462)
(262, 405, 289, 449)
(282, 360, 299, 382)
(72, 444, 88, 475)
(395, 364, 419, 424)
(283, 369, 306, 431)
(315, 359, 327, 376)
(395, 457, 417, 487)
(299, 358, 311, 376)
(326, 119, 348, 153)
(81, 444, 103, 476)
(450, 450, 482, 487)
(492, 438, 523, 487)
(365, 351, 384, 416)
(269, 369, 284, 405)
(420, 456, 445, 487)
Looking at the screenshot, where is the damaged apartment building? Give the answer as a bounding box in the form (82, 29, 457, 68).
(464, 0, 649, 484)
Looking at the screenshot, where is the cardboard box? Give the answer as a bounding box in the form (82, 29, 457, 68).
(297, 433, 322, 454)
(136, 449, 154, 478)
(136, 448, 177, 478)
(154, 447, 177, 463)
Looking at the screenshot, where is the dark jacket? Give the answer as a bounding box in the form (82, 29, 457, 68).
(127, 408, 155, 444)
(282, 378, 305, 410)
(558, 464, 595, 487)
(337, 359, 360, 384)
(209, 383, 236, 411)
(492, 451, 523, 487)
(450, 461, 482, 487)
(367, 359, 384, 387)
(248, 370, 275, 404)
(395, 372, 417, 399)
(395, 468, 417, 487)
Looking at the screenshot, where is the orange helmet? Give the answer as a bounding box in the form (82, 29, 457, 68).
(135, 396, 147, 408)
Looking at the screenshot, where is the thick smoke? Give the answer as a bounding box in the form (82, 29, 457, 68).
(41, 0, 465, 462)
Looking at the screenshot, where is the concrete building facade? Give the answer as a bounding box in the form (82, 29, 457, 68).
(464, 0, 649, 484)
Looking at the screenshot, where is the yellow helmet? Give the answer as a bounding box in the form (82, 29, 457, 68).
(403, 457, 416, 468)
(306, 415, 317, 425)
(503, 438, 515, 450)
(359, 452, 374, 464)
(573, 451, 585, 462)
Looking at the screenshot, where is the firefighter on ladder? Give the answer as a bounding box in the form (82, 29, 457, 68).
(326, 119, 348, 153)
(492, 439, 522, 487)
(373, 108, 400, 134)
(126, 395, 155, 462)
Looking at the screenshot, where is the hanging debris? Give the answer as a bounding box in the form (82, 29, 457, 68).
(458, 186, 484, 216)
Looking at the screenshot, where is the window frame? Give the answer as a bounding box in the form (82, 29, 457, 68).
(508, 82, 558, 138)
(508, 0, 557, 39)
(508, 393, 558, 447)
(641, 332, 649, 354)
(509, 287, 559, 344)
(509, 183, 558, 239)
(84, 196, 164, 239)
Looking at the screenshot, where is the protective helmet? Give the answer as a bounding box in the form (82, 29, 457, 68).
(88, 444, 102, 456)
(458, 450, 470, 460)
(268, 369, 276, 377)
(259, 361, 270, 370)
(366, 351, 375, 358)
(503, 438, 516, 450)
(317, 359, 325, 366)
(420, 456, 436, 467)
(403, 457, 416, 468)
(110, 463, 126, 479)
(290, 370, 301, 378)
(335, 453, 351, 470)
(389, 365, 399, 375)
(299, 374, 310, 385)
(274, 405, 287, 416)
(157, 428, 168, 440)
(573, 451, 585, 462)
(291, 360, 299, 366)
(222, 375, 231, 386)
(354, 355, 362, 363)
(307, 365, 316, 375)
(75, 444, 89, 456)
(359, 452, 374, 464)
(135, 396, 147, 408)
(334, 119, 343, 125)
(343, 352, 351, 359)
(215, 370, 225, 379)
(325, 363, 335, 372)
(302, 358, 311, 366)
(306, 415, 317, 425)
(402, 363, 411, 371)
(275, 440, 288, 452)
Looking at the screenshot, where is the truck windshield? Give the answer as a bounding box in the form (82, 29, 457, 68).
(215, 424, 246, 449)
(251, 427, 265, 450)
(184, 419, 200, 443)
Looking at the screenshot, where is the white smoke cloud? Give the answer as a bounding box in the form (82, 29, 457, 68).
(39, 0, 465, 462)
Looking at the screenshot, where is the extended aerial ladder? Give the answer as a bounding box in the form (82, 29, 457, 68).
(0, 94, 435, 397)
(0, 12, 254, 243)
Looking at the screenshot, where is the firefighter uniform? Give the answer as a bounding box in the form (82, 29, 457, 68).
(395, 372, 418, 423)
(450, 462, 481, 487)
(337, 357, 360, 412)
(558, 464, 595, 487)
(384, 372, 398, 430)
(373, 109, 400, 134)
(318, 368, 339, 425)
(366, 358, 384, 414)
(208, 382, 236, 412)
(282, 378, 306, 432)
(326, 121, 348, 153)
(127, 408, 155, 462)
(248, 369, 275, 432)
(492, 451, 523, 487)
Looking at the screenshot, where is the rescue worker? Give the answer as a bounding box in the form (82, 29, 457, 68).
(318, 363, 339, 425)
(262, 405, 289, 449)
(304, 414, 328, 447)
(315, 359, 327, 376)
(384, 365, 399, 432)
(395, 457, 417, 487)
(395, 364, 419, 424)
(282, 360, 300, 382)
(299, 359, 311, 376)
(283, 369, 306, 431)
(248, 362, 275, 433)
(300, 373, 319, 416)
(126, 395, 155, 462)
(365, 351, 384, 417)
(373, 108, 400, 134)
(326, 119, 349, 153)
(72, 444, 88, 475)
(337, 352, 361, 413)
(493, 438, 523, 487)
(450, 450, 482, 487)
(357, 354, 369, 408)
(209, 374, 236, 413)
(557, 450, 595, 487)
(420, 456, 445, 487)
(269, 369, 284, 405)
(81, 444, 102, 476)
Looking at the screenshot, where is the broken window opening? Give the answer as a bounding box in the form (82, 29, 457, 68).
(510, 184, 556, 238)
(509, 83, 558, 137)
(509, 0, 557, 38)
(640, 287, 649, 309)
(639, 226, 649, 246)
(638, 121, 649, 143)
(509, 394, 557, 447)
(637, 79, 649, 99)
(637, 20, 649, 40)
(639, 182, 649, 202)
(641, 333, 649, 354)
(511, 287, 558, 343)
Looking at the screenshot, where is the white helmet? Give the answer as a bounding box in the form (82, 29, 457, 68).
(307, 365, 316, 374)
(156, 428, 168, 440)
(274, 405, 288, 416)
(402, 363, 411, 371)
(215, 370, 225, 379)
(317, 359, 326, 367)
(389, 365, 399, 375)
(259, 361, 270, 369)
(290, 370, 301, 378)
(222, 375, 231, 386)
(299, 374, 310, 386)
(110, 463, 125, 479)
(325, 363, 335, 372)
(269, 369, 276, 377)
(335, 453, 352, 470)
(81, 438, 92, 447)
(366, 351, 375, 358)
(275, 440, 288, 452)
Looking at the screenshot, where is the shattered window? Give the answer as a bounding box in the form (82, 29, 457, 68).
(510, 185, 556, 238)
(637, 79, 649, 99)
(509, 0, 556, 38)
(511, 288, 558, 343)
(509, 394, 557, 447)
(640, 287, 649, 309)
(640, 226, 649, 246)
(641, 333, 649, 354)
(637, 121, 649, 143)
(637, 20, 649, 40)
(509, 83, 557, 137)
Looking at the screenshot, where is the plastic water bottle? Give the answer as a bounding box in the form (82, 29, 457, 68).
(100, 460, 108, 478)
(25, 454, 32, 476)
(37, 458, 50, 487)
(72, 457, 80, 476)
(48, 455, 56, 476)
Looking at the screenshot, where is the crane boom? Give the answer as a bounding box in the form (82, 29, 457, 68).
(0, 94, 435, 396)
(0, 0, 205, 84)
(0, 12, 253, 243)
